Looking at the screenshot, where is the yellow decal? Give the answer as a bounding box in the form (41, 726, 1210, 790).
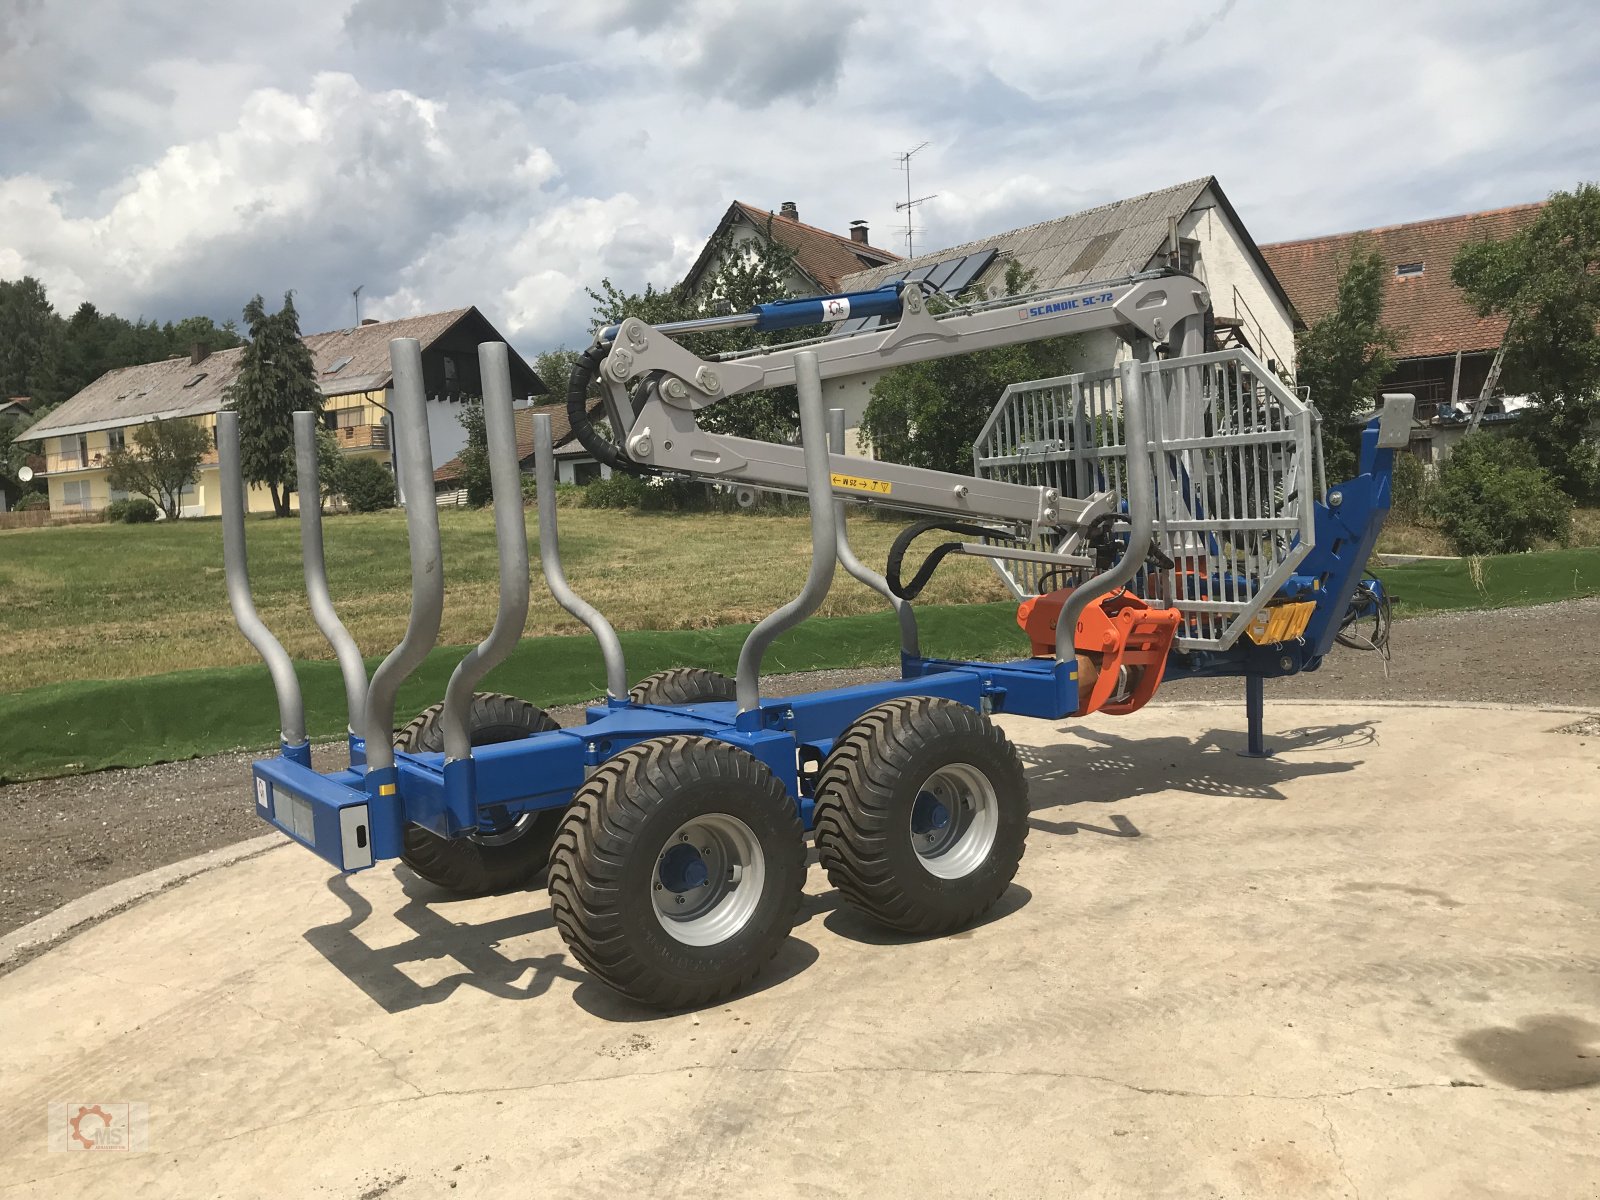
(379, 783, 397, 796)
(831, 472, 893, 495)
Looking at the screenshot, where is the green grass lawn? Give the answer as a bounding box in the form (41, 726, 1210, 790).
(2, 505, 1597, 782)
(0, 506, 1009, 693)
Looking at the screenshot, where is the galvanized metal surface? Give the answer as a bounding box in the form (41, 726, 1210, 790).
(438, 344, 532, 762)
(828, 407, 918, 659)
(734, 351, 839, 713)
(292, 411, 367, 736)
(217, 411, 306, 749)
(362, 339, 445, 772)
(975, 348, 1316, 651)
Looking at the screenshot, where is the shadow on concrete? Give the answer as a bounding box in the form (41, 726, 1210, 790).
(304, 871, 585, 1015)
(569, 937, 822, 1023)
(1018, 720, 1374, 811)
(820, 883, 1033, 947)
(1455, 1014, 1600, 1091)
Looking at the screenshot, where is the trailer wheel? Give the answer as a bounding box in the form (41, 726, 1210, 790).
(814, 696, 1028, 934)
(628, 667, 737, 705)
(549, 735, 806, 1009)
(395, 692, 562, 897)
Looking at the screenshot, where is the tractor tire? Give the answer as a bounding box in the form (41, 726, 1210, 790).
(395, 692, 562, 897)
(813, 696, 1029, 935)
(628, 667, 738, 706)
(549, 735, 806, 1009)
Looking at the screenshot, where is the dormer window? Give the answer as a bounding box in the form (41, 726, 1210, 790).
(1396, 261, 1424, 278)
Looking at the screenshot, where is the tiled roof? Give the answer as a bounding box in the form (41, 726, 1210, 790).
(685, 202, 901, 295)
(842, 177, 1213, 297)
(21, 307, 539, 442)
(432, 399, 601, 484)
(1260, 203, 1546, 360)
(732, 203, 901, 291)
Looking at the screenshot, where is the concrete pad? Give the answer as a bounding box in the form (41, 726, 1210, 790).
(2, 701, 1597, 1199)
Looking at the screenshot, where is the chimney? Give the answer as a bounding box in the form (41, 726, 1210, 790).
(849, 220, 869, 244)
(190, 342, 209, 366)
(361, 318, 379, 326)
(779, 201, 799, 221)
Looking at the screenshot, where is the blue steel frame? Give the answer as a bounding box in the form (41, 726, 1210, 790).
(250, 409, 1400, 875)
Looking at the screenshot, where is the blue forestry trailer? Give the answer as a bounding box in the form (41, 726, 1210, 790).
(222, 269, 1410, 1008)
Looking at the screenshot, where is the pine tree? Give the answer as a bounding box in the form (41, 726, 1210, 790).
(226, 293, 323, 515)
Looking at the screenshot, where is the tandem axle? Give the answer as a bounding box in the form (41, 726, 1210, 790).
(224, 273, 1408, 1009)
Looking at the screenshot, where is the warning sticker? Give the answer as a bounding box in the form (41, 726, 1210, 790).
(831, 473, 892, 495)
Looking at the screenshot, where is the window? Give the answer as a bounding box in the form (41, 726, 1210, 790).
(323, 355, 353, 377)
(325, 407, 364, 430)
(442, 354, 459, 386)
(108, 428, 126, 454)
(1396, 262, 1424, 278)
(1178, 238, 1200, 274)
(61, 480, 91, 509)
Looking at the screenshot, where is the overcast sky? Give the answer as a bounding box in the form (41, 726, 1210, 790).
(1, 0, 1595, 357)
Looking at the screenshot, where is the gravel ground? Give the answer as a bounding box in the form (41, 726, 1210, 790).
(3, 597, 1597, 939)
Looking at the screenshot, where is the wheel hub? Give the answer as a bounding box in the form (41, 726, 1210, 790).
(651, 814, 766, 946)
(907, 763, 1000, 879)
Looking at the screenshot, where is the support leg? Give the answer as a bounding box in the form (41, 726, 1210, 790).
(1240, 673, 1272, 758)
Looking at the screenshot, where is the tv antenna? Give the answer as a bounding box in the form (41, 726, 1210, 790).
(895, 142, 936, 258)
(353, 284, 364, 326)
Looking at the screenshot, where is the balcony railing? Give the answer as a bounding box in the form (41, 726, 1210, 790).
(334, 423, 389, 451)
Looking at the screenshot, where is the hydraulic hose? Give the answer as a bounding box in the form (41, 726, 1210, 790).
(567, 342, 651, 476)
(886, 519, 1025, 600)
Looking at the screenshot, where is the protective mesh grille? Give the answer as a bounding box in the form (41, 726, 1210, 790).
(973, 349, 1317, 650)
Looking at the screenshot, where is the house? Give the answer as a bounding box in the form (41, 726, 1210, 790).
(1261, 202, 1546, 467)
(682, 201, 901, 299)
(17, 308, 544, 515)
(0, 397, 34, 430)
(830, 176, 1301, 450)
(432, 397, 611, 499)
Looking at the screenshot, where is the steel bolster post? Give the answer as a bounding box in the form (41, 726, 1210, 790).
(363, 338, 444, 780)
(533, 413, 628, 699)
(218, 410, 308, 763)
(828, 407, 919, 660)
(735, 350, 838, 718)
(439, 343, 532, 763)
(292, 411, 368, 740)
(1055, 358, 1157, 659)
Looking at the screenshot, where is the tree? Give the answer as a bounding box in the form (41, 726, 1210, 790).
(861, 260, 1078, 473)
(534, 347, 582, 400)
(1427, 431, 1570, 555)
(1293, 244, 1398, 482)
(0, 418, 30, 508)
(225, 293, 322, 515)
(1453, 183, 1600, 499)
(456, 401, 492, 507)
(105, 417, 212, 519)
(587, 220, 821, 442)
(0, 277, 62, 403)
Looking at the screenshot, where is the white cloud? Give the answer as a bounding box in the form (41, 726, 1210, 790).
(0, 0, 1597, 360)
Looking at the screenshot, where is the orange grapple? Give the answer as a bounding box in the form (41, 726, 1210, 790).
(1016, 589, 1182, 717)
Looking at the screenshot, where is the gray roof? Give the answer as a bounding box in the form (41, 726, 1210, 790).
(840, 176, 1214, 298)
(20, 307, 537, 442)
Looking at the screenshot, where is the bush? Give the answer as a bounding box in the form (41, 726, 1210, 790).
(336, 456, 396, 513)
(105, 497, 159, 523)
(581, 472, 711, 511)
(1389, 449, 1431, 524)
(14, 492, 49, 512)
(1428, 433, 1571, 555)
(582, 472, 651, 509)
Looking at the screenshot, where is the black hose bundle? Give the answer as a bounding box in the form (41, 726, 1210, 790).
(1336, 577, 1392, 656)
(886, 519, 1025, 600)
(566, 344, 654, 476)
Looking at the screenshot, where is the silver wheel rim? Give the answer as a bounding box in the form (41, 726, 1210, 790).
(651, 814, 766, 946)
(908, 763, 999, 880)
